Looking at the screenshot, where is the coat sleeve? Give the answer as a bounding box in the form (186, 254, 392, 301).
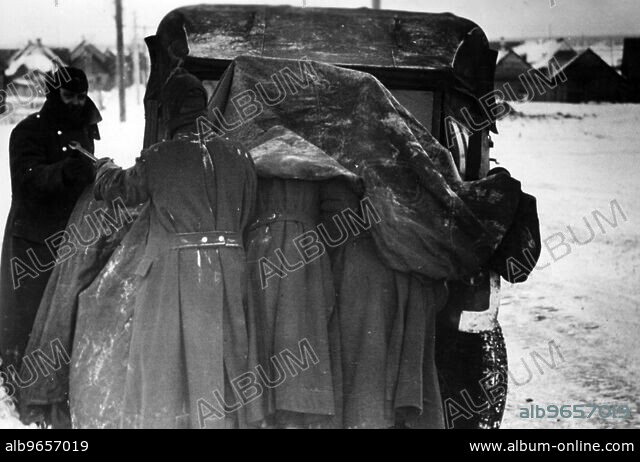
(10, 119, 68, 199)
(93, 156, 150, 206)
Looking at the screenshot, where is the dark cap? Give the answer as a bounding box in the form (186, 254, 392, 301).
(47, 67, 89, 94)
(160, 69, 208, 137)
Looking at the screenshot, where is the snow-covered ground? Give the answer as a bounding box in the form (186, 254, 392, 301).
(0, 92, 638, 429)
(495, 103, 640, 429)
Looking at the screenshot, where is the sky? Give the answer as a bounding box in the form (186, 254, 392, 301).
(0, 0, 638, 49)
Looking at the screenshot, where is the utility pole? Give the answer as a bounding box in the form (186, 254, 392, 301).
(372, 0, 381, 9)
(133, 11, 141, 105)
(115, 0, 126, 122)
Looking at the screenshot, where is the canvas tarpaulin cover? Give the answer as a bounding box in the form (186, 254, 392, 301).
(204, 56, 520, 279)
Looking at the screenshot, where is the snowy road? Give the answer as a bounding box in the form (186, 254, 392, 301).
(494, 104, 640, 429)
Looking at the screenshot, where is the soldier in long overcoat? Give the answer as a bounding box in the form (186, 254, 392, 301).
(91, 70, 259, 428)
(0, 68, 100, 411)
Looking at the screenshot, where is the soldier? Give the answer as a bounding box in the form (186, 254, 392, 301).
(91, 70, 259, 428)
(0, 67, 100, 419)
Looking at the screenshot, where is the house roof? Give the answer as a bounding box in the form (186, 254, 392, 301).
(4, 40, 66, 77)
(578, 41, 624, 69)
(512, 38, 577, 70)
(550, 48, 627, 81)
(70, 40, 111, 67)
(496, 49, 509, 64)
(52, 47, 71, 64)
(496, 48, 532, 68)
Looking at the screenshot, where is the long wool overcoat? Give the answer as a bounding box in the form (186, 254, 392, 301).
(320, 178, 447, 429)
(0, 99, 98, 376)
(245, 127, 357, 428)
(88, 136, 258, 429)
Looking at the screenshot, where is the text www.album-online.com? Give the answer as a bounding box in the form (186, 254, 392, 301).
(469, 440, 634, 452)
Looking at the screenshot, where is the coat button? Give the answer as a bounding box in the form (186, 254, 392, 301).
(201, 237, 208, 243)
(62, 147, 68, 152)
(218, 236, 225, 243)
(57, 131, 62, 135)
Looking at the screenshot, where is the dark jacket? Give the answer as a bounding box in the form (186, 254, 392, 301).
(0, 98, 100, 375)
(7, 101, 99, 243)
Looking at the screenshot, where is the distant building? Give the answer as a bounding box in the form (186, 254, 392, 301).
(502, 38, 631, 103)
(70, 40, 116, 91)
(622, 38, 640, 102)
(535, 49, 629, 103)
(51, 47, 72, 66)
(0, 50, 13, 88)
(582, 40, 624, 70)
(0, 51, 10, 79)
(128, 48, 150, 87)
(101, 47, 149, 89)
(494, 49, 534, 101)
(4, 39, 67, 99)
(513, 38, 578, 75)
(0, 50, 18, 116)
